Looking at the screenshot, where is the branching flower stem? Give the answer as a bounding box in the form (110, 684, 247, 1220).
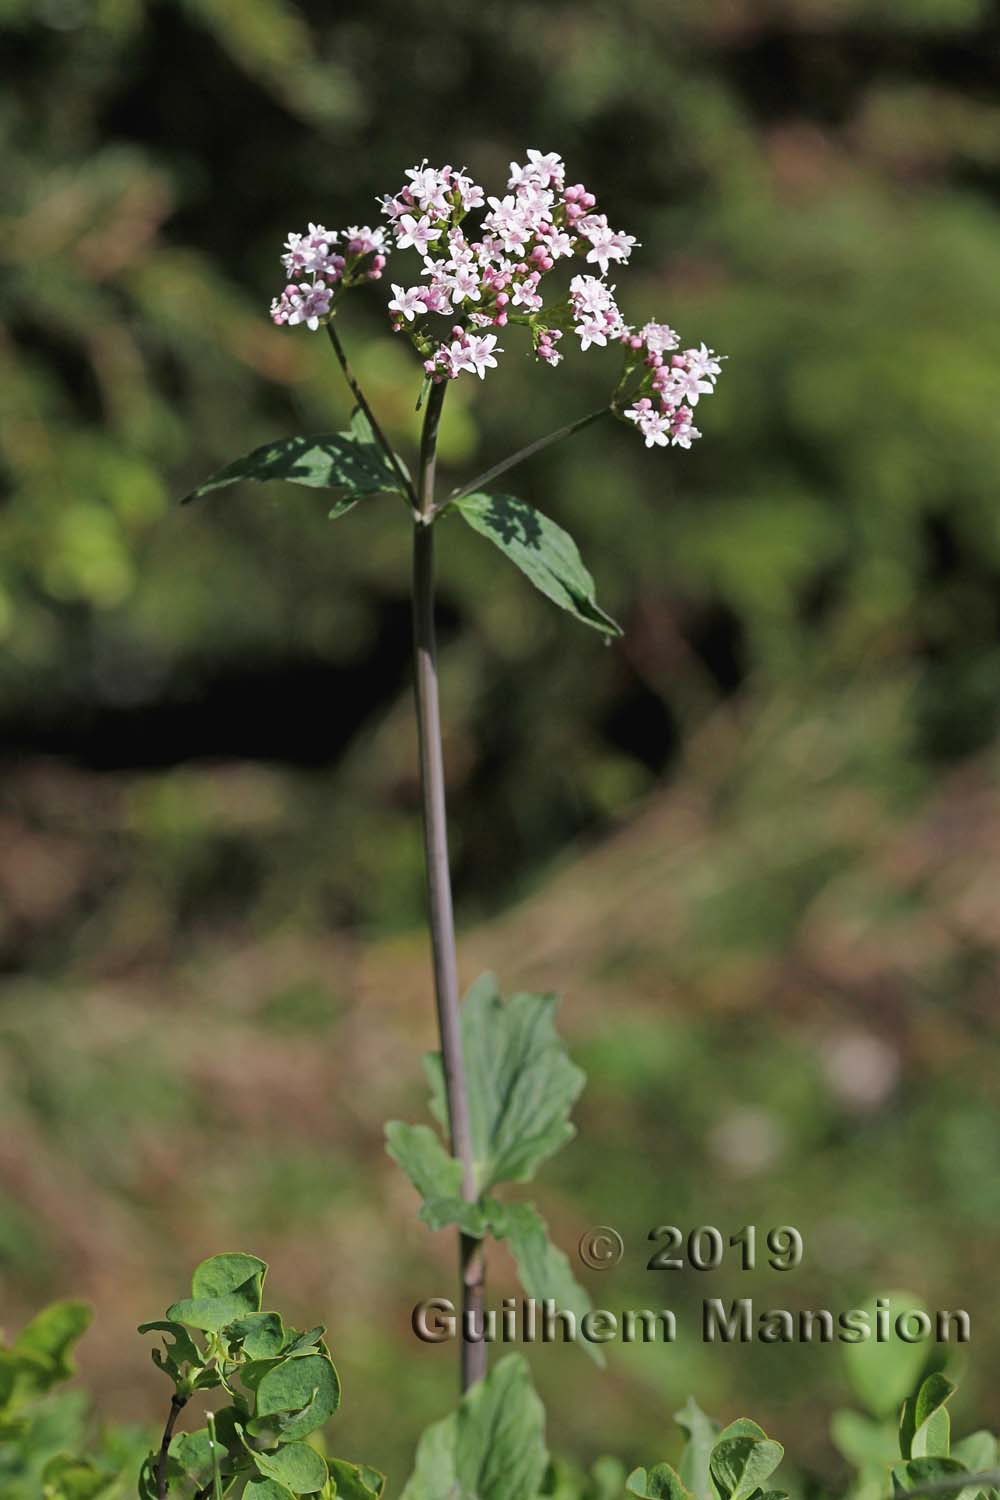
(443, 407, 610, 510)
(325, 318, 418, 508)
(412, 380, 486, 1391)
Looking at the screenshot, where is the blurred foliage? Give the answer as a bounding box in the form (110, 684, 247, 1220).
(1, 0, 1000, 1491)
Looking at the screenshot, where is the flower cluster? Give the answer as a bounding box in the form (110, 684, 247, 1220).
(270, 223, 386, 329)
(376, 153, 641, 381)
(622, 330, 723, 449)
(269, 152, 723, 450)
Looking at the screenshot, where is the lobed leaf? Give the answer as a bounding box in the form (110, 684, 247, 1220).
(452, 491, 622, 637)
(425, 973, 586, 1191)
(488, 1201, 605, 1367)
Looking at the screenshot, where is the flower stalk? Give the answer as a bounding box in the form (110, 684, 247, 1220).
(412, 379, 486, 1389)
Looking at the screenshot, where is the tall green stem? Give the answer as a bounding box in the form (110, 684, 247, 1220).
(411, 381, 486, 1390)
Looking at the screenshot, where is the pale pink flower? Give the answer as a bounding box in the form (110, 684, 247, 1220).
(395, 214, 442, 254)
(388, 284, 428, 323)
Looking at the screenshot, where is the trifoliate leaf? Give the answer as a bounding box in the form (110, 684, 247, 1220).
(452, 492, 622, 637)
(425, 973, 586, 1191)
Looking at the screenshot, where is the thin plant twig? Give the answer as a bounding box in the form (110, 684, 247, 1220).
(155, 1393, 187, 1500)
(325, 319, 418, 507)
(411, 379, 486, 1390)
(444, 407, 610, 509)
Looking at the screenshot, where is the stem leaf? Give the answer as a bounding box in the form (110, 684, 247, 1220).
(425, 974, 586, 1191)
(181, 421, 406, 508)
(451, 491, 622, 638)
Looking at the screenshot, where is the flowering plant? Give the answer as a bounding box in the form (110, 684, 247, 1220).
(2, 145, 996, 1500)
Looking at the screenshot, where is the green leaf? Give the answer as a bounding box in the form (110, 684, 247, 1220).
(710, 1423, 784, 1500)
(627, 1464, 698, 1500)
(250, 1440, 329, 1494)
(40, 1455, 115, 1499)
(399, 1412, 457, 1500)
(452, 492, 622, 637)
(911, 1374, 956, 1460)
(182, 426, 406, 507)
(590, 1457, 630, 1500)
(244, 1481, 297, 1500)
(138, 1320, 203, 1378)
(456, 1353, 547, 1500)
(225, 1312, 286, 1360)
(167, 1253, 266, 1332)
(281, 1327, 328, 1357)
(488, 1200, 605, 1367)
(426, 974, 586, 1191)
(249, 1352, 341, 1440)
(843, 1293, 930, 1419)
(830, 1410, 899, 1470)
(12, 1300, 92, 1396)
(676, 1397, 722, 1500)
(326, 1458, 386, 1499)
(385, 1119, 461, 1199)
(169, 1428, 231, 1488)
(952, 1434, 999, 1472)
(383, 1118, 488, 1235)
(193, 1253, 268, 1301)
(891, 1456, 974, 1500)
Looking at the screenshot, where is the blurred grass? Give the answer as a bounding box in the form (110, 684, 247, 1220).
(1, 0, 999, 1489)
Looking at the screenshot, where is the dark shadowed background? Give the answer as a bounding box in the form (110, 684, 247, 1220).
(2, 0, 1000, 1488)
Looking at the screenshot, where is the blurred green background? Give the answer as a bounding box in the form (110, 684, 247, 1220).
(2, 0, 1000, 1488)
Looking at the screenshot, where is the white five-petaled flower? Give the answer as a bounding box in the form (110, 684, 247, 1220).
(395, 213, 442, 254)
(452, 333, 501, 379)
(387, 284, 428, 322)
